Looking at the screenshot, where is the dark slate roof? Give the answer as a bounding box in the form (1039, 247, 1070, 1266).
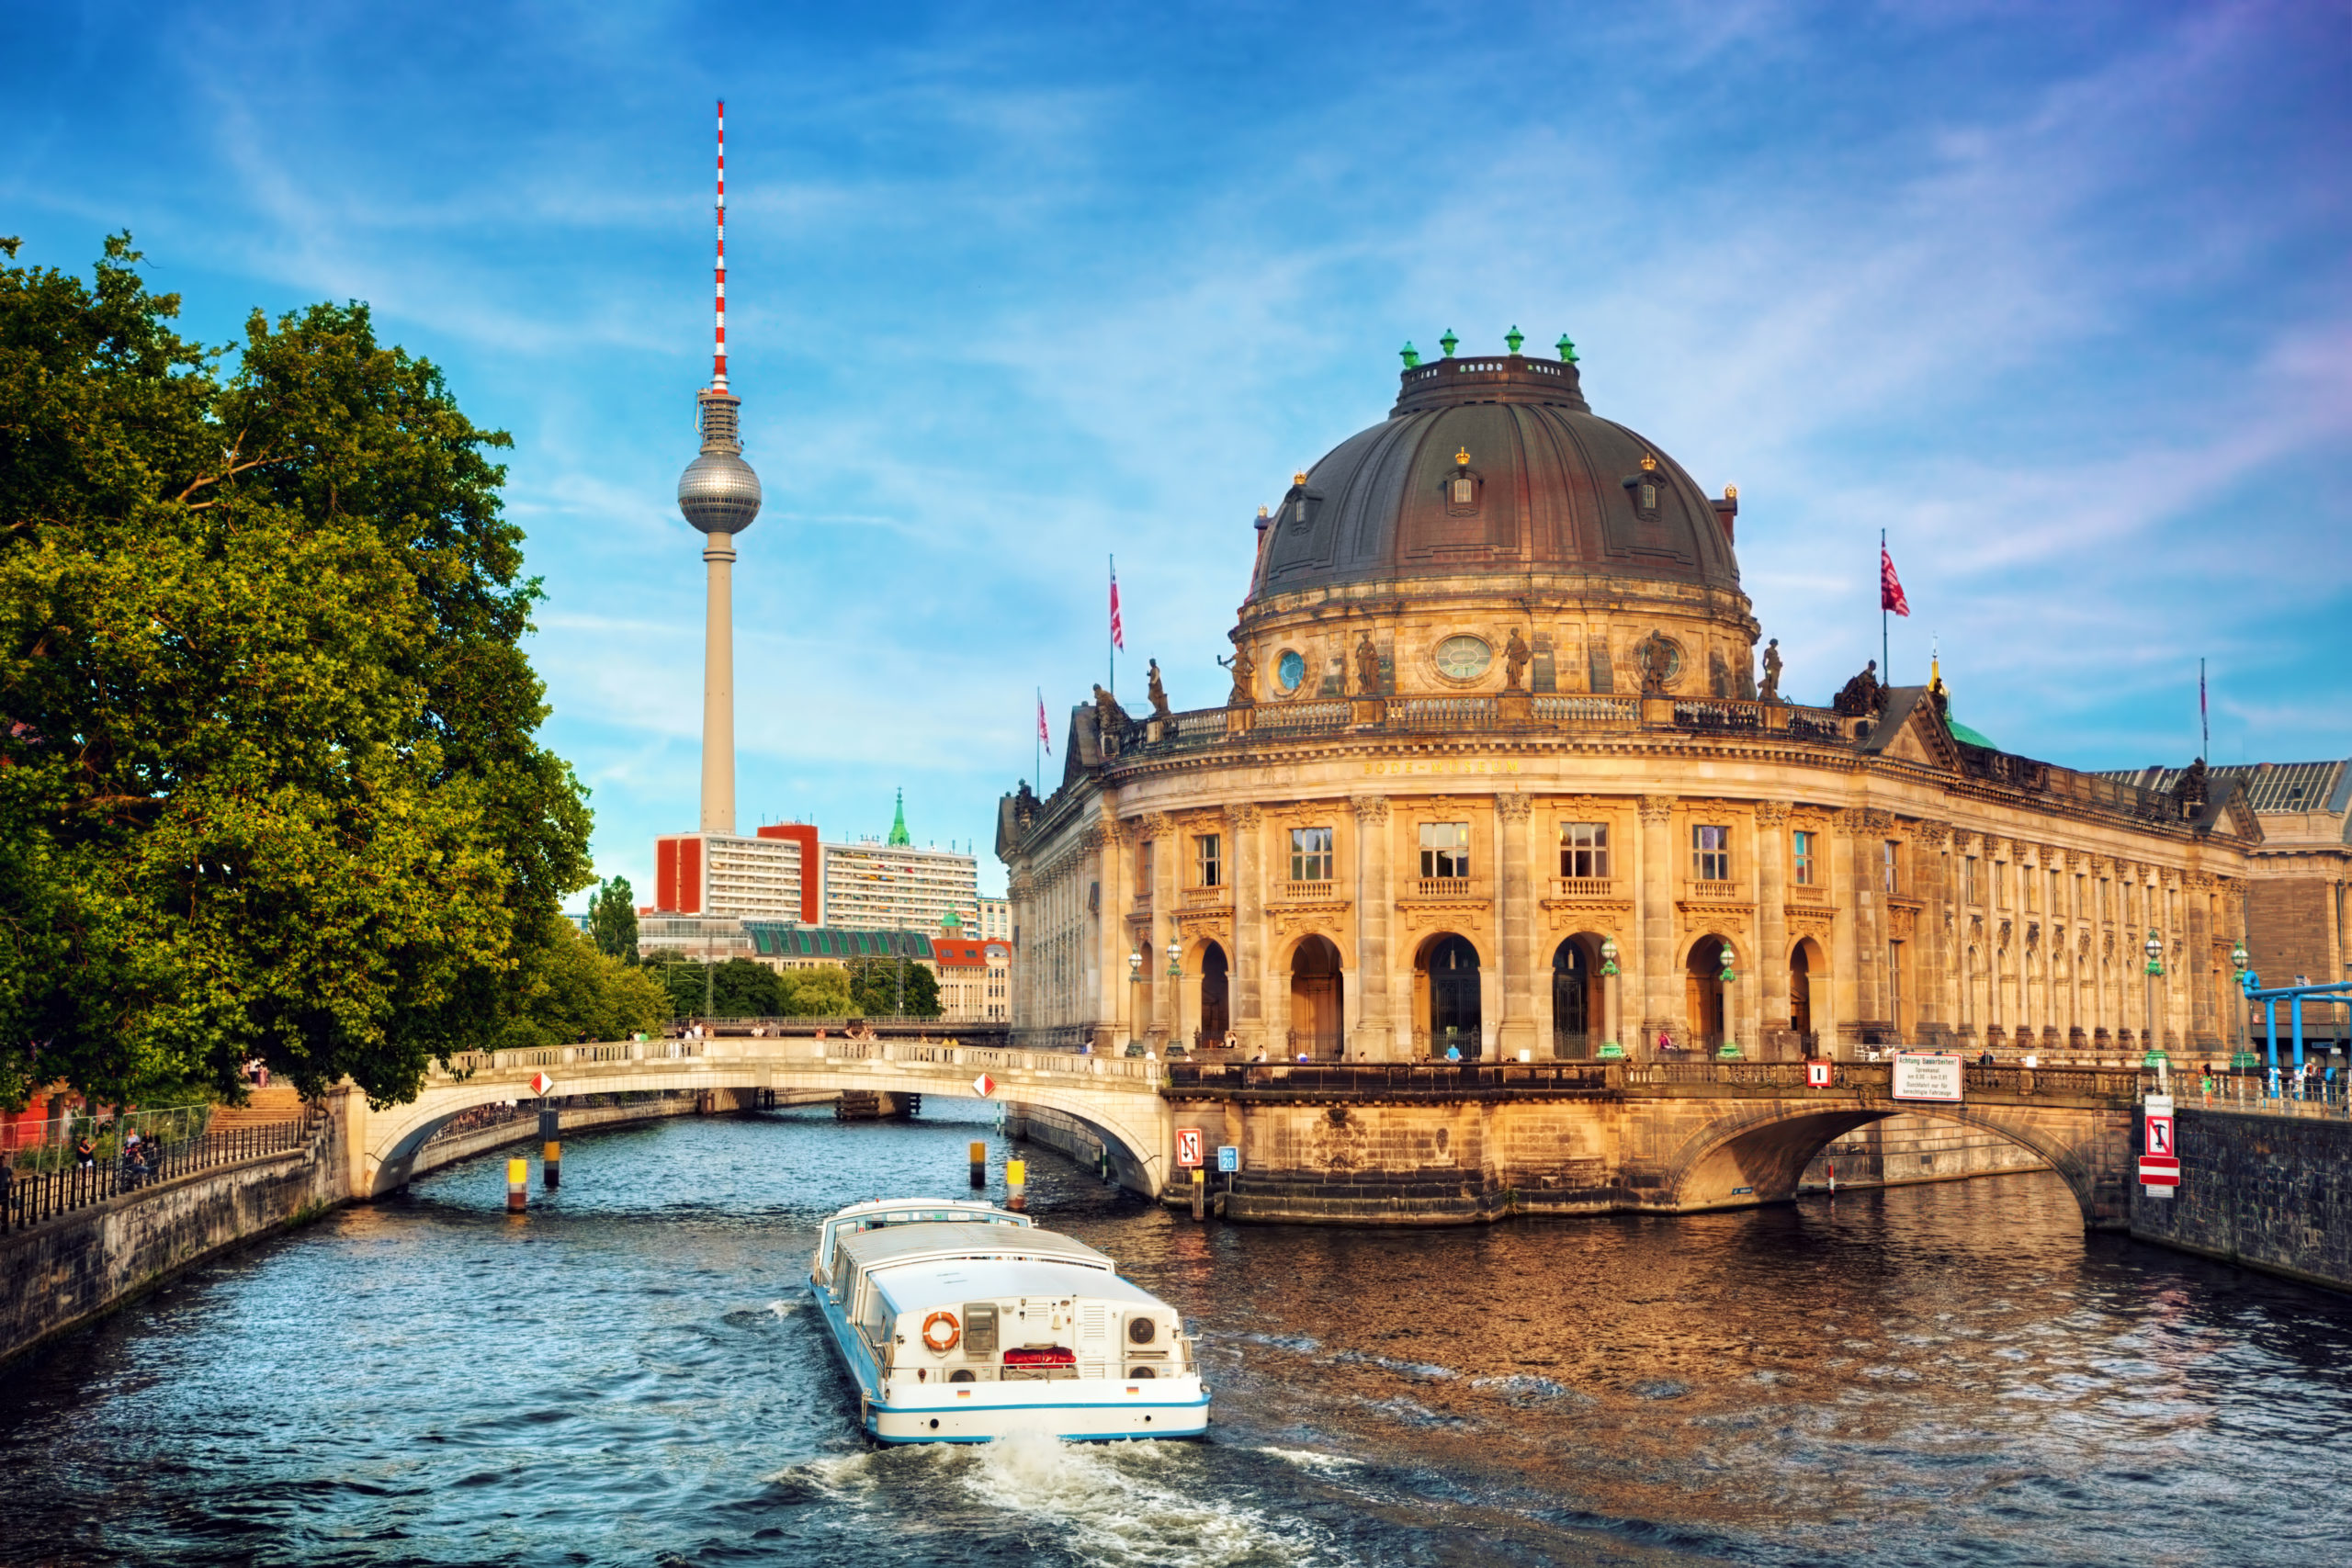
(2098, 761, 2351, 815)
(1247, 353, 1740, 605)
(741, 923, 935, 961)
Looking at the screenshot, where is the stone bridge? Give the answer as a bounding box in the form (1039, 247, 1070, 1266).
(1162, 1059, 2152, 1229)
(353, 1038, 1170, 1198)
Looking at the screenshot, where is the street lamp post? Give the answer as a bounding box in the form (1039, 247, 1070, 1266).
(2229, 940, 2256, 1071)
(2143, 928, 2168, 1080)
(1597, 937, 1624, 1060)
(1165, 939, 1183, 1055)
(1716, 940, 1742, 1060)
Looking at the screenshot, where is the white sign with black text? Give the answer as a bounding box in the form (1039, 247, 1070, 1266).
(1891, 1052, 1964, 1102)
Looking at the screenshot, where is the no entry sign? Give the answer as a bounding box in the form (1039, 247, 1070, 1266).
(2139, 1154, 2180, 1188)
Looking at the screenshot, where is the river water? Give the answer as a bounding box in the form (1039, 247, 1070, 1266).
(4, 1104, 2348, 1567)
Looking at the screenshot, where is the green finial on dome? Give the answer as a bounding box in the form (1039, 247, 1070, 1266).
(1400, 341, 1420, 368)
(1505, 325, 1524, 354)
(1556, 333, 1577, 363)
(888, 787, 910, 847)
(1439, 329, 1458, 357)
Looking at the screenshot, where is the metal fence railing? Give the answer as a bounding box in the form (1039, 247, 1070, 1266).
(2185, 1074, 2350, 1120)
(2, 1115, 311, 1235)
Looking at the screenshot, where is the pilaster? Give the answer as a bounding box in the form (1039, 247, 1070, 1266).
(1229, 804, 1266, 1053)
(1496, 793, 1537, 1058)
(1637, 795, 1677, 1046)
(1351, 795, 1396, 1060)
(1755, 802, 1792, 1055)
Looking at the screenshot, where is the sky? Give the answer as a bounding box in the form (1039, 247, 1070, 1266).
(6, 1, 2348, 905)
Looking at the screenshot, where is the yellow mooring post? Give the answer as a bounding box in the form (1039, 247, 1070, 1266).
(506, 1157, 527, 1213)
(543, 1139, 561, 1190)
(1006, 1158, 1027, 1213)
(1191, 1168, 1206, 1222)
(968, 1140, 987, 1190)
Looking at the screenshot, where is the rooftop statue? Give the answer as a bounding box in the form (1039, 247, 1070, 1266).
(1636, 631, 1677, 695)
(2176, 756, 2211, 818)
(1759, 637, 1783, 704)
(1147, 659, 1171, 720)
(1503, 628, 1532, 692)
(1353, 633, 1382, 697)
(1218, 644, 1257, 707)
(1832, 660, 1883, 716)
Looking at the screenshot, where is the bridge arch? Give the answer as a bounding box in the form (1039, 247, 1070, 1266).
(1656, 1100, 2111, 1227)
(356, 1044, 1173, 1199)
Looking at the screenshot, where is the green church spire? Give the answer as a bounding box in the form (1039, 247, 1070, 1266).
(888, 787, 911, 847)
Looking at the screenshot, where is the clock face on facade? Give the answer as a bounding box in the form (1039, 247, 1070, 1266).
(1434, 635, 1492, 680)
(1275, 649, 1306, 692)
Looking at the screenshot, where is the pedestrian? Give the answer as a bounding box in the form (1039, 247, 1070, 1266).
(1978, 1049, 1995, 1068)
(75, 1133, 96, 1171)
(1444, 1043, 1462, 1062)
(1, 1148, 13, 1221)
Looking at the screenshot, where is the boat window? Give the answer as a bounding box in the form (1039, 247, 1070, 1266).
(859, 1286, 889, 1345)
(963, 1303, 999, 1357)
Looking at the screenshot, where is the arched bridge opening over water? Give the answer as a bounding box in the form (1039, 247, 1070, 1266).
(356, 1039, 1170, 1199)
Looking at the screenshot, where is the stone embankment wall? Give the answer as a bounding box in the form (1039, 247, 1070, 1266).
(2130, 1107, 2352, 1293)
(1797, 1113, 2049, 1190)
(0, 1105, 349, 1368)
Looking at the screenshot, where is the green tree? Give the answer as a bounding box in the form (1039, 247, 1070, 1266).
(0, 235, 593, 1109)
(501, 917, 668, 1048)
(586, 875, 639, 963)
(778, 964, 854, 1018)
(847, 956, 942, 1020)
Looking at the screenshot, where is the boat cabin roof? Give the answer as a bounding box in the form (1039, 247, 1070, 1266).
(871, 1257, 1163, 1315)
(837, 1221, 1115, 1275)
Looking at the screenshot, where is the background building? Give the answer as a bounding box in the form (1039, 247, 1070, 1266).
(815, 792, 979, 932)
(1000, 340, 2267, 1060)
(928, 911, 1017, 1022)
(978, 896, 1012, 941)
(653, 823, 819, 920)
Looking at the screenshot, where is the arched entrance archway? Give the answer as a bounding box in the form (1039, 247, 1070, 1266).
(1419, 934, 1482, 1058)
(1198, 941, 1230, 1046)
(1552, 936, 1602, 1058)
(1685, 936, 1730, 1051)
(1288, 936, 1343, 1059)
(1790, 937, 1824, 1053)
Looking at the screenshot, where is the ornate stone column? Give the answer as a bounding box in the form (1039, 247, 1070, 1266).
(1142, 812, 1176, 1045)
(1915, 820, 1952, 1046)
(1098, 819, 1131, 1049)
(1755, 802, 1792, 1055)
(1496, 793, 1537, 1059)
(1637, 795, 1677, 1049)
(1228, 805, 1265, 1054)
(1351, 795, 1396, 1060)
(1851, 808, 1893, 1041)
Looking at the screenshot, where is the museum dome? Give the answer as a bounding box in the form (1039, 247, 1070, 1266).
(1246, 344, 1742, 608)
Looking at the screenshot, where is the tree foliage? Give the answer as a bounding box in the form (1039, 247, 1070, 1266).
(0, 235, 593, 1108)
(500, 917, 668, 1049)
(586, 875, 639, 962)
(847, 956, 942, 1020)
(647, 955, 859, 1020)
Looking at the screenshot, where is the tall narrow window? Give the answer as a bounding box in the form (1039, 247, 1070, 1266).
(1290, 827, 1333, 882)
(1138, 840, 1154, 889)
(1792, 829, 1815, 886)
(1962, 857, 1977, 904)
(1883, 840, 1901, 895)
(1559, 822, 1611, 879)
(1692, 825, 1731, 883)
(1420, 822, 1471, 880)
(1194, 833, 1222, 889)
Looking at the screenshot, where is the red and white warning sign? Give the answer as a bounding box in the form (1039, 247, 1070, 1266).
(2141, 1094, 2177, 1191)
(971, 1073, 996, 1098)
(2139, 1155, 2180, 1188)
(1805, 1059, 1833, 1089)
(529, 1071, 557, 1097)
(1175, 1128, 1204, 1168)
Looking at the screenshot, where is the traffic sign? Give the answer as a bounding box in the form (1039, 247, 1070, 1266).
(971, 1073, 996, 1098)
(1216, 1145, 1239, 1173)
(1175, 1129, 1203, 1168)
(529, 1071, 556, 1097)
(2145, 1114, 2175, 1158)
(2139, 1154, 2180, 1188)
(1804, 1059, 1832, 1089)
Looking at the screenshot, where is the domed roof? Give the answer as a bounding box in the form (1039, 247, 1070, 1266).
(1248, 350, 1740, 605)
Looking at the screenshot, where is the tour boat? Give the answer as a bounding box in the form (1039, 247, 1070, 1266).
(808, 1198, 1209, 1444)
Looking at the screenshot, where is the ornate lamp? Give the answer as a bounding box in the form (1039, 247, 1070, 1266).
(1166, 938, 1182, 980)
(1597, 937, 1625, 1059)
(2142, 929, 2168, 1070)
(2229, 940, 2257, 1070)
(1716, 940, 1743, 1059)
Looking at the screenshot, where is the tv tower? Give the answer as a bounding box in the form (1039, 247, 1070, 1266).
(676, 99, 761, 835)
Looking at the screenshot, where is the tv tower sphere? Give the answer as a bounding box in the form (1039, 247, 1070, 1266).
(678, 396, 762, 535)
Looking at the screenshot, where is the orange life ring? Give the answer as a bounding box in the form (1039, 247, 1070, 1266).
(922, 1311, 961, 1353)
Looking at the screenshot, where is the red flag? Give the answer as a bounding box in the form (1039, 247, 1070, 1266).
(1035, 691, 1051, 754)
(1880, 546, 1911, 616)
(1109, 565, 1125, 650)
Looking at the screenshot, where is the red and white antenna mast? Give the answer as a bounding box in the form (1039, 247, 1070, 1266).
(712, 97, 728, 391)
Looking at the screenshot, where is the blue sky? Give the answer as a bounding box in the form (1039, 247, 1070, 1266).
(6, 2, 2348, 903)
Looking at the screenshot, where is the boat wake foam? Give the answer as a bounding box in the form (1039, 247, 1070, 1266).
(959, 1432, 1332, 1568)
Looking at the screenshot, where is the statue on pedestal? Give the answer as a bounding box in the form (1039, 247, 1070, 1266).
(1353, 633, 1382, 697)
(1146, 659, 1171, 719)
(1831, 659, 1883, 716)
(1218, 644, 1257, 706)
(1503, 628, 1532, 692)
(1759, 637, 1783, 703)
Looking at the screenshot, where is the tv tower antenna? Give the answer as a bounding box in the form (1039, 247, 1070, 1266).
(676, 98, 762, 836)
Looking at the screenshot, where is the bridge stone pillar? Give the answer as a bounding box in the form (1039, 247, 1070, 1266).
(1755, 802, 1791, 1054)
(1230, 804, 1267, 1054)
(1351, 795, 1396, 1061)
(1637, 795, 1676, 1048)
(1495, 794, 1537, 1059)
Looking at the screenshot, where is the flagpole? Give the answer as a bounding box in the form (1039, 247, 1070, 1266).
(1108, 553, 1115, 698)
(2200, 658, 2209, 760)
(1881, 529, 1890, 679)
(1035, 686, 1043, 793)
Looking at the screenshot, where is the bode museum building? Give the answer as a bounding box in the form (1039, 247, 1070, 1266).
(998, 340, 2267, 1064)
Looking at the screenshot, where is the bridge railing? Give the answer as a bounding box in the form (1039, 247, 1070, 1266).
(1164, 1058, 2148, 1101)
(429, 1036, 1159, 1088)
(440, 1039, 708, 1077)
(2, 1115, 311, 1235)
